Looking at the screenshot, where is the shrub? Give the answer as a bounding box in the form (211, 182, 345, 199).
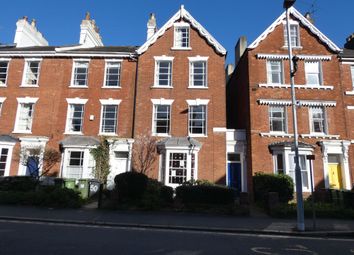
(114, 172, 148, 202)
(0, 186, 82, 208)
(253, 172, 294, 205)
(0, 176, 37, 192)
(139, 179, 173, 209)
(176, 183, 235, 205)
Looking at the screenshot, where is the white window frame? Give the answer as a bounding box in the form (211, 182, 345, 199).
(65, 98, 88, 134)
(103, 59, 122, 88)
(309, 106, 327, 134)
(266, 60, 284, 84)
(283, 21, 301, 48)
(151, 99, 174, 136)
(13, 97, 38, 134)
(0, 143, 15, 177)
(153, 56, 174, 88)
(187, 99, 209, 137)
(305, 61, 323, 86)
(99, 99, 122, 136)
(188, 56, 208, 88)
(350, 66, 354, 89)
(0, 97, 6, 117)
(172, 22, 191, 50)
(272, 148, 313, 192)
(160, 149, 199, 189)
(70, 59, 90, 87)
(269, 106, 287, 133)
(21, 58, 42, 87)
(0, 58, 10, 87)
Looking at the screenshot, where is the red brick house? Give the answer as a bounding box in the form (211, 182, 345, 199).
(134, 6, 228, 188)
(0, 7, 230, 189)
(227, 7, 353, 193)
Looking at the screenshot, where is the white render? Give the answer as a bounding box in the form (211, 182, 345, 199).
(79, 14, 103, 47)
(14, 17, 48, 47)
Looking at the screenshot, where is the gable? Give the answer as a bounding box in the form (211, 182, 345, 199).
(136, 5, 226, 55)
(248, 7, 340, 52)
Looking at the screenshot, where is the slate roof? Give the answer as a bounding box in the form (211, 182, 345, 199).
(59, 136, 100, 147)
(0, 45, 138, 53)
(0, 135, 19, 143)
(157, 137, 202, 148)
(339, 48, 354, 58)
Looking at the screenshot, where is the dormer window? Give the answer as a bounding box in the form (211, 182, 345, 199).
(173, 23, 190, 49)
(284, 23, 300, 47)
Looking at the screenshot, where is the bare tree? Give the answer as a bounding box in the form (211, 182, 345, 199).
(19, 147, 61, 178)
(132, 132, 158, 174)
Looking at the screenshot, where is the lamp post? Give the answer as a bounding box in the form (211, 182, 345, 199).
(283, 0, 305, 231)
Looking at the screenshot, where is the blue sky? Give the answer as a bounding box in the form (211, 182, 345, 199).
(0, 0, 352, 63)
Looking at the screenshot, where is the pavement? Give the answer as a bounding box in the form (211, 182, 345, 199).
(0, 204, 353, 238)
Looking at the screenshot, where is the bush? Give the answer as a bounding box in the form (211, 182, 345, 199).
(0, 176, 38, 192)
(176, 183, 235, 205)
(0, 186, 82, 208)
(253, 172, 294, 205)
(139, 179, 174, 209)
(114, 172, 148, 202)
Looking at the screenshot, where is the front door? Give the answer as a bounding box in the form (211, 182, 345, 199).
(107, 151, 129, 189)
(328, 163, 343, 189)
(228, 163, 242, 193)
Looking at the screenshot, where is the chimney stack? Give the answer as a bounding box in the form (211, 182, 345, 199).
(225, 64, 235, 83)
(13, 16, 48, 47)
(79, 12, 104, 47)
(235, 36, 247, 67)
(344, 33, 354, 49)
(147, 13, 157, 40)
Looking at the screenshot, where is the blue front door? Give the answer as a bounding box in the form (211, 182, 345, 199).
(26, 157, 39, 177)
(228, 163, 242, 193)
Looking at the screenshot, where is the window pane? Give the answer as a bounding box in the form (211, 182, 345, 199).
(24, 61, 40, 85)
(105, 62, 121, 87)
(68, 104, 84, 132)
(190, 61, 206, 87)
(0, 62, 8, 85)
(269, 106, 286, 132)
(284, 24, 299, 47)
(267, 60, 282, 84)
(305, 62, 321, 85)
(169, 153, 187, 184)
(73, 62, 88, 86)
(154, 105, 170, 134)
(175, 27, 189, 48)
(189, 105, 206, 135)
(311, 107, 326, 133)
(17, 103, 34, 131)
(156, 61, 172, 86)
(101, 105, 117, 133)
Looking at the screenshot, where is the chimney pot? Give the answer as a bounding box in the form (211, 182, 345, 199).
(304, 12, 314, 24)
(85, 12, 91, 20)
(31, 19, 36, 27)
(146, 13, 157, 40)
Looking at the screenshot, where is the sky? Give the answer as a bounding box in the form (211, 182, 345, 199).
(0, 0, 353, 64)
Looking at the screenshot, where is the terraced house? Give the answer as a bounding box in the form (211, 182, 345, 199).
(227, 7, 353, 193)
(0, 6, 232, 189)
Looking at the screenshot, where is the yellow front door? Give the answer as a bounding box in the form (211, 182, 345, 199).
(328, 163, 343, 189)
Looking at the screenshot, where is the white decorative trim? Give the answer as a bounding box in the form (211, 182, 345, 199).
(256, 54, 332, 61)
(186, 99, 210, 106)
(188, 56, 209, 61)
(248, 7, 340, 52)
(16, 97, 39, 104)
(0, 58, 11, 61)
(345, 91, 354, 95)
(137, 5, 226, 55)
(301, 134, 340, 139)
(259, 83, 334, 90)
(260, 132, 294, 138)
(104, 59, 123, 63)
(0, 51, 135, 58)
(0, 97, 6, 103)
(66, 98, 88, 104)
(154, 56, 175, 61)
(257, 99, 336, 107)
(347, 106, 354, 110)
(99, 99, 122, 105)
(213, 127, 227, 132)
(151, 98, 174, 105)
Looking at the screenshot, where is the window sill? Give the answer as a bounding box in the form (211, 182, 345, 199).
(152, 133, 171, 137)
(102, 86, 121, 89)
(20, 84, 39, 88)
(99, 133, 118, 136)
(188, 86, 208, 89)
(0, 85, 7, 88)
(281, 46, 303, 50)
(258, 83, 334, 90)
(69, 85, 88, 89)
(260, 132, 293, 138)
(300, 134, 340, 139)
(171, 47, 192, 51)
(345, 91, 354, 95)
(151, 85, 173, 89)
(64, 132, 84, 135)
(12, 130, 32, 134)
(189, 134, 207, 138)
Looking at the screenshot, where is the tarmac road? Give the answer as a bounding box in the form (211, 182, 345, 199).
(0, 220, 353, 255)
